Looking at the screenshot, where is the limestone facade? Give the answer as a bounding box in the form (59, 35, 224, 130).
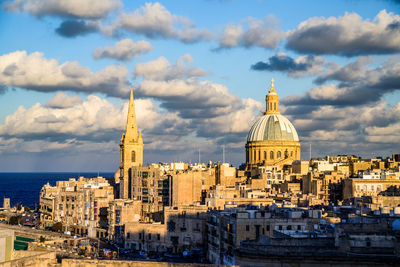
(39, 177, 114, 237)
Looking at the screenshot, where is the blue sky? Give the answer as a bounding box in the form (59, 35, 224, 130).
(0, 0, 400, 171)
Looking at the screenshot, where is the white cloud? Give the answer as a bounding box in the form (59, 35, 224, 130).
(5, 0, 122, 19)
(46, 92, 83, 108)
(134, 54, 206, 81)
(0, 50, 130, 97)
(314, 57, 373, 84)
(287, 10, 400, 56)
(110, 2, 214, 43)
(218, 15, 285, 49)
(0, 94, 125, 138)
(93, 38, 153, 61)
(284, 55, 400, 107)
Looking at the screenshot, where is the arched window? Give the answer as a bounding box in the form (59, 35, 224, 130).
(131, 151, 136, 162)
(270, 103, 272, 110)
(264, 151, 267, 159)
(290, 151, 293, 157)
(258, 151, 260, 160)
(270, 151, 274, 159)
(274, 103, 276, 111)
(277, 151, 281, 158)
(254, 151, 256, 161)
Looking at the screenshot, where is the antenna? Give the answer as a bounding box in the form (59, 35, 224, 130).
(198, 148, 201, 164)
(222, 145, 225, 163)
(309, 143, 312, 160)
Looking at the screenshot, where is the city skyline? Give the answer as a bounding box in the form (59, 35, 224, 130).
(1, 0, 400, 171)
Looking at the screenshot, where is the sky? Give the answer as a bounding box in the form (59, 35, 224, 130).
(0, 0, 400, 172)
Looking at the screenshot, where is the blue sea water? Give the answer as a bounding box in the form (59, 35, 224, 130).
(0, 172, 114, 209)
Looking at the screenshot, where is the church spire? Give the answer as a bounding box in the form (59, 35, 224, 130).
(125, 88, 138, 140)
(265, 78, 280, 115)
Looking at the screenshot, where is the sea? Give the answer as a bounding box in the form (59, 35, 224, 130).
(0, 172, 114, 209)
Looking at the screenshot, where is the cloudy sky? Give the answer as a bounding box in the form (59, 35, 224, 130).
(0, 0, 400, 171)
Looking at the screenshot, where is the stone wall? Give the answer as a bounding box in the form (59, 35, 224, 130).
(0, 251, 56, 267)
(62, 259, 223, 267)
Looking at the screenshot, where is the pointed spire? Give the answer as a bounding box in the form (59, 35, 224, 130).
(125, 88, 138, 140)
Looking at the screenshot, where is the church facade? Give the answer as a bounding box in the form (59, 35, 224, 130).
(246, 80, 301, 169)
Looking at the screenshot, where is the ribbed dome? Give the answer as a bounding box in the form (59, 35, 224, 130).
(247, 114, 299, 142)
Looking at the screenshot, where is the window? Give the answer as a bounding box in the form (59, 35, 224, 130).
(148, 233, 151, 240)
(277, 151, 281, 158)
(279, 225, 282, 230)
(167, 221, 176, 232)
(246, 225, 250, 231)
(254, 151, 256, 161)
(258, 151, 260, 160)
(274, 103, 276, 110)
(270, 151, 274, 159)
(131, 151, 136, 162)
(127, 233, 131, 239)
(157, 234, 160, 240)
(297, 225, 301, 230)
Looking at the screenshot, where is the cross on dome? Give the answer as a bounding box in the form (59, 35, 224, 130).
(269, 78, 276, 93)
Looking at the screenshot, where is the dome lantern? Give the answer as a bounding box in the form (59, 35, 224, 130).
(265, 78, 280, 115)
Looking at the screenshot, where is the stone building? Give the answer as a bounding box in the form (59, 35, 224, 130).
(39, 184, 58, 228)
(107, 199, 142, 244)
(206, 206, 322, 265)
(246, 79, 301, 169)
(39, 177, 114, 238)
(343, 172, 400, 199)
(124, 205, 208, 254)
(302, 170, 347, 205)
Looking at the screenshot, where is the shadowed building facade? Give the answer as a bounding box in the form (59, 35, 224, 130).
(120, 89, 143, 199)
(246, 79, 301, 169)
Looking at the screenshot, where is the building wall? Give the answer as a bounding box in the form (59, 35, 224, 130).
(0, 230, 13, 263)
(343, 179, 400, 199)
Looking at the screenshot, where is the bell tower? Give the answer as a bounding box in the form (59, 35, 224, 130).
(120, 88, 143, 199)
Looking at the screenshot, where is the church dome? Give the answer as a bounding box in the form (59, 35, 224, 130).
(245, 79, 301, 169)
(247, 114, 299, 142)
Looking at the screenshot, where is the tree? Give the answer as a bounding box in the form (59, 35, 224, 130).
(52, 222, 63, 232)
(9, 216, 20, 225)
